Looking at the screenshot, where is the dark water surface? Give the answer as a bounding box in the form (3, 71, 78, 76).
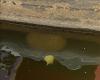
(16, 58, 97, 80)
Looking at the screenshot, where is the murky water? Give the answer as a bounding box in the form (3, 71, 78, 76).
(16, 58, 97, 80)
(0, 21, 100, 80)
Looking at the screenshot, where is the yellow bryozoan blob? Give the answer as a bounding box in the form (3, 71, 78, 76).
(26, 32, 66, 51)
(44, 55, 55, 65)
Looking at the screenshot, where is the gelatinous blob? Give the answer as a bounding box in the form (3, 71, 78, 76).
(26, 32, 66, 52)
(44, 55, 55, 65)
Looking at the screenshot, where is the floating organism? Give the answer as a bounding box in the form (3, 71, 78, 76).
(26, 31, 66, 52)
(44, 55, 55, 65)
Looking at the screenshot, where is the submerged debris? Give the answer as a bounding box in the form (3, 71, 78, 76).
(0, 45, 23, 80)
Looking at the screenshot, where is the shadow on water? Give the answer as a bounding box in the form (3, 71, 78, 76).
(15, 58, 97, 80)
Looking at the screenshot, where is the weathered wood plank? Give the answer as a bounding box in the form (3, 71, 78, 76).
(0, 0, 100, 31)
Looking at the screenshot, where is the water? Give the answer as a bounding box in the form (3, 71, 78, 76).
(0, 21, 100, 80)
(16, 58, 97, 80)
